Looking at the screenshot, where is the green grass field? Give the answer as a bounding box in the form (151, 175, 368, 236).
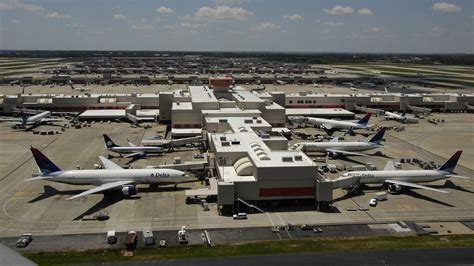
(24, 234, 474, 266)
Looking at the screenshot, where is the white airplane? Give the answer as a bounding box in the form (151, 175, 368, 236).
(302, 113, 372, 134)
(384, 111, 418, 123)
(104, 134, 165, 158)
(335, 151, 470, 194)
(291, 127, 386, 157)
(0, 111, 62, 127)
(68, 80, 90, 92)
(25, 147, 190, 200)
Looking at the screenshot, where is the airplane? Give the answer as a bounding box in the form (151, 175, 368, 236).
(301, 113, 372, 135)
(25, 147, 191, 200)
(68, 80, 90, 92)
(0, 111, 62, 128)
(9, 80, 20, 86)
(335, 150, 470, 194)
(384, 111, 418, 123)
(103, 134, 165, 158)
(291, 127, 386, 157)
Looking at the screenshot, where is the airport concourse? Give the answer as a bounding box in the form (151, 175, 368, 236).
(0, 19, 473, 263)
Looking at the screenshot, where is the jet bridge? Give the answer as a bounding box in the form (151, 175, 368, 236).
(354, 105, 385, 115)
(408, 105, 432, 114)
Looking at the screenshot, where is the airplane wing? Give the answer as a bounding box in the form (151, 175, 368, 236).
(384, 161, 396, 171)
(98, 156, 123, 170)
(446, 175, 472, 179)
(385, 179, 449, 194)
(325, 149, 369, 157)
(322, 124, 333, 130)
(126, 140, 137, 147)
(0, 117, 21, 122)
(123, 152, 145, 158)
(66, 180, 134, 200)
(40, 118, 63, 122)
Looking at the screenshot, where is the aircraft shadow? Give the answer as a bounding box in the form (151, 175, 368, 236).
(404, 190, 454, 207)
(336, 156, 365, 165)
(433, 180, 474, 194)
(73, 193, 133, 221)
(139, 185, 192, 193)
(332, 189, 366, 203)
(28, 186, 85, 203)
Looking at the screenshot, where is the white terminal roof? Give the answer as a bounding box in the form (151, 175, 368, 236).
(231, 87, 265, 103)
(172, 101, 193, 110)
(136, 109, 159, 117)
(205, 116, 271, 133)
(212, 132, 313, 168)
(189, 86, 218, 103)
(78, 109, 126, 118)
(202, 108, 262, 117)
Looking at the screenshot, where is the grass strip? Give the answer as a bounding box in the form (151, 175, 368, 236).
(24, 234, 474, 265)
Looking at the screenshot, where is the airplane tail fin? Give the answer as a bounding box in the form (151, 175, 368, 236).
(103, 134, 119, 148)
(30, 147, 61, 175)
(21, 112, 27, 125)
(438, 151, 462, 173)
(357, 113, 371, 126)
(368, 127, 386, 145)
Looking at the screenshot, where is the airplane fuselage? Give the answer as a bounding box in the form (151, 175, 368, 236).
(293, 142, 378, 152)
(306, 117, 366, 130)
(342, 169, 449, 184)
(108, 146, 164, 154)
(42, 169, 190, 186)
(26, 111, 51, 125)
(384, 111, 418, 123)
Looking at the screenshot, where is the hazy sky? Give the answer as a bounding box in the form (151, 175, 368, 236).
(0, 0, 472, 53)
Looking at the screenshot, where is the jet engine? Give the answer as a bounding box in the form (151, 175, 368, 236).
(122, 185, 138, 196)
(387, 184, 402, 193)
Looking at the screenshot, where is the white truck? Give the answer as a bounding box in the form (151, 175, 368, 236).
(106, 230, 117, 244)
(143, 230, 155, 246)
(178, 226, 188, 244)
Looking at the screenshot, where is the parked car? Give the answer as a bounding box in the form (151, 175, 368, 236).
(16, 234, 32, 248)
(232, 213, 248, 220)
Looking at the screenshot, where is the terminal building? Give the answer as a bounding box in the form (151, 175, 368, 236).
(0, 78, 473, 213)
